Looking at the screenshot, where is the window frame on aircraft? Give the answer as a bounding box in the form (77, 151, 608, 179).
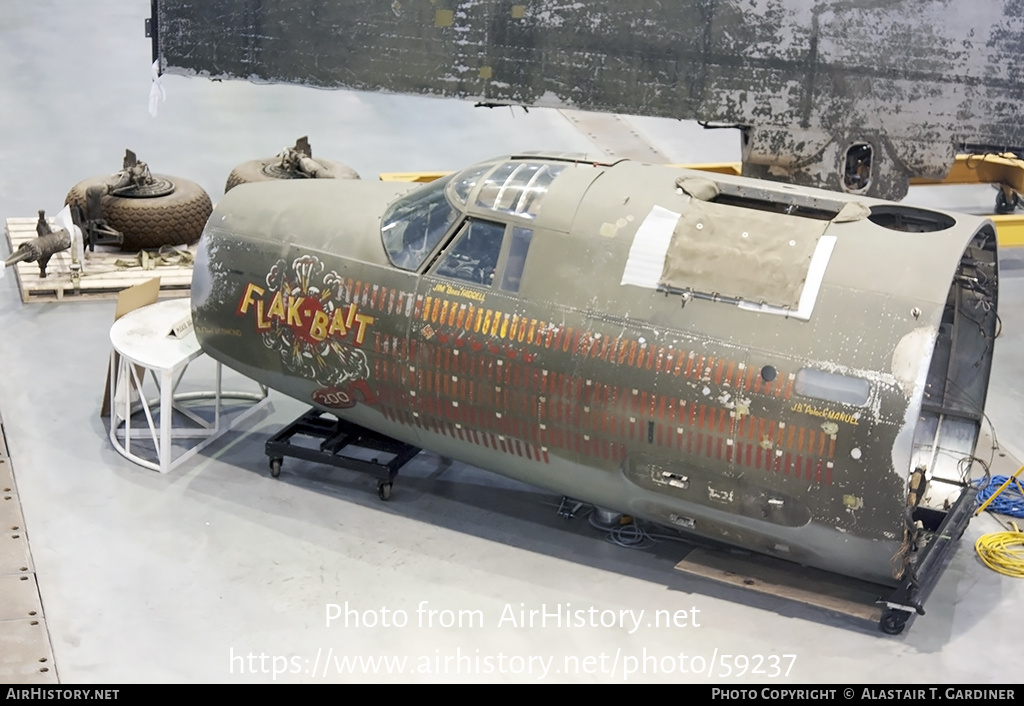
(429, 218, 510, 288)
(473, 161, 566, 219)
(450, 164, 492, 205)
(500, 226, 533, 293)
(381, 159, 561, 275)
(381, 173, 460, 271)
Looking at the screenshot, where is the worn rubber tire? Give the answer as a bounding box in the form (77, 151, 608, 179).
(65, 175, 212, 251)
(224, 157, 360, 193)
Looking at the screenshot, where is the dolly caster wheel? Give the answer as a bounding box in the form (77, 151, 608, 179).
(880, 609, 908, 635)
(269, 458, 282, 478)
(377, 481, 392, 501)
(995, 189, 1019, 214)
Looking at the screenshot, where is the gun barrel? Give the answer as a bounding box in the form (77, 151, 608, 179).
(4, 229, 71, 267)
(4, 248, 34, 267)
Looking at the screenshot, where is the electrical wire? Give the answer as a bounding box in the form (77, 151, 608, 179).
(975, 524, 1024, 578)
(576, 505, 695, 550)
(973, 463, 1024, 577)
(960, 454, 990, 486)
(975, 472, 1024, 518)
(605, 520, 657, 549)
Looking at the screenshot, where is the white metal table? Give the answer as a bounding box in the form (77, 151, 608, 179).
(108, 298, 269, 473)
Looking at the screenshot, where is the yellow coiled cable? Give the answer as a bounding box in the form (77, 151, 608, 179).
(975, 522, 1024, 578)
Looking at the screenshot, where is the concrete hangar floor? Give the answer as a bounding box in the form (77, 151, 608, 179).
(1, 1, 1023, 685)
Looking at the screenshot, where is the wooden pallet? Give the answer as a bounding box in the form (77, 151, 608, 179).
(4, 217, 195, 303)
(675, 547, 886, 625)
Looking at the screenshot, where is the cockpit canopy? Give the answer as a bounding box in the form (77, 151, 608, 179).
(381, 159, 567, 272)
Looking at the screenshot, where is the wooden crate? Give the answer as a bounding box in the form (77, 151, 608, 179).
(4, 217, 194, 303)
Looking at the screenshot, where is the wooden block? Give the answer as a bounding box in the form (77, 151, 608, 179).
(675, 546, 888, 623)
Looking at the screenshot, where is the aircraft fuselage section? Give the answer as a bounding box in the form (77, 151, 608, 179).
(193, 157, 998, 588)
(196, 236, 904, 586)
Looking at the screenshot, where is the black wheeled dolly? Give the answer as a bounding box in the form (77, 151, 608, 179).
(264, 408, 421, 501)
(875, 483, 979, 635)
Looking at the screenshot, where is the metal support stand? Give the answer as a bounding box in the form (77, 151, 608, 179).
(109, 299, 269, 473)
(265, 409, 421, 501)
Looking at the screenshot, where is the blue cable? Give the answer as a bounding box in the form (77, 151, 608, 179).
(974, 475, 1024, 518)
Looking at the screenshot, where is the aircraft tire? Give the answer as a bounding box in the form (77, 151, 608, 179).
(65, 175, 213, 251)
(224, 157, 360, 193)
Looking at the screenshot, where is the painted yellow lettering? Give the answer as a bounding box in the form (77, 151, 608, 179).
(353, 313, 375, 345)
(309, 310, 330, 342)
(267, 291, 286, 321)
(255, 299, 272, 331)
(287, 295, 303, 327)
(328, 307, 348, 337)
(237, 282, 264, 315)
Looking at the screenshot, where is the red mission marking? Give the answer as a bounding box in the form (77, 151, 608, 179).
(662, 348, 675, 374)
(670, 351, 683, 376)
(370, 316, 841, 480)
(693, 355, 705, 380)
(614, 339, 627, 365)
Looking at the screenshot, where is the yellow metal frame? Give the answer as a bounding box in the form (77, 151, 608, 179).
(911, 153, 1024, 191)
(379, 154, 1024, 247)
(991, 214, 1024, 248)
(378, 171, 452, 183)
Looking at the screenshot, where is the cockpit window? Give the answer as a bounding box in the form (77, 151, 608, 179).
(451, 165, 491, 205)
(475, 161, 565, 219)
(381, 174, 459, 271)
(433, 220, 506, 287)
(500, 227, 533, 293)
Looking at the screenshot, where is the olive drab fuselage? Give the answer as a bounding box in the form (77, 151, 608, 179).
(192, 155, 998, 588)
